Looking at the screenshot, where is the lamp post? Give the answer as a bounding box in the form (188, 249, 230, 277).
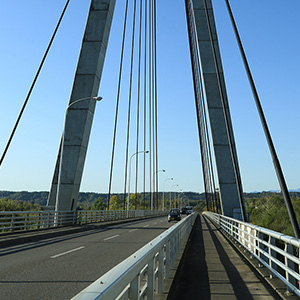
(127, 150, 149, 212)
(151, 169, 165, 210)
(163, 177, 173, 211)
(55, 96, 102, 213)
(170, 184, 178, 209)
(176, 189, 182, 208)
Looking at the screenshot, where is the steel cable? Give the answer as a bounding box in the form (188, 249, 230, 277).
(134, 0, 144, 207)
(0, 0, 70, 168)
(153, 0, 159, 209)
(143, 0, 148, 208)
(107, 0, 130, 208)
(123, 0, 138, 206)
(225, 0, 299, 234)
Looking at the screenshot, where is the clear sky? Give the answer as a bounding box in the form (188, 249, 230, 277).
(0, 0, 299, 194)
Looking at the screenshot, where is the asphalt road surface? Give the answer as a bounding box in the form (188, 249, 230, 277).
(0, 216, 175, 299)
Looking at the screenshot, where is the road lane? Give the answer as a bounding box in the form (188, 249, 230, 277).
(0, 215, 178, 299)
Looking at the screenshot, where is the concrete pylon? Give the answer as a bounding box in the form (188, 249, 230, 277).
(47, 0, 116, 210)
(190, 0, 245, 218)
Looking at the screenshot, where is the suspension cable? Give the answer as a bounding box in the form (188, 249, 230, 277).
(134, 0, 144, 207)
(123, 0, 138, 206)
(107, 0, 159, 212)
(151, 0, 156, 209)
(143, 0, 148, 208)
(148, 0, 153, 210)
(153, 0, 159, 209)
(225, 0, 300, 236)
(0, 0, 70, 168)
(107, 0, 130, 209)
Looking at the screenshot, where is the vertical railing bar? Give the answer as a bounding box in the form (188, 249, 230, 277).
(165, 240, 171, 278)
(146, 257, 155, 299)
(157, 247, 164, 294)
(129, 273, 140, 300)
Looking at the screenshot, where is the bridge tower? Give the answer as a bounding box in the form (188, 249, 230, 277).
(187, 0, 245, 218)
(47, 0, 116, 210)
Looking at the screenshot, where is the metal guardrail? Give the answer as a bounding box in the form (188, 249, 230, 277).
(0, 210, 166, 233)
(72, 212, 197, 300)
(203, 211, 300, 296)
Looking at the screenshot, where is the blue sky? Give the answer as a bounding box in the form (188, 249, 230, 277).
(0, 0, 299, 193)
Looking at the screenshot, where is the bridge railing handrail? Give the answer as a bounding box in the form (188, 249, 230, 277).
(203, 211, 300, 297)
(0, 209, 167, 233)
(72, 212, 197, 300)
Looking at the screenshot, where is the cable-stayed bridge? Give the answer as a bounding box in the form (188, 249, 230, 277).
(0, 0, 300, 299)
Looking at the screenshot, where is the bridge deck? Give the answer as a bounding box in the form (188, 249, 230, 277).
(167, 214, 282, 300)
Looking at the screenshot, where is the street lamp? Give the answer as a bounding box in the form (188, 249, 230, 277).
(163, 177, 173, 211)
(175, 188, 182, 208)
(170, 184, 178, 209)
(55, 96, 103, 212)
(127, 150, 149, 211)
(151, 169, 165, 210)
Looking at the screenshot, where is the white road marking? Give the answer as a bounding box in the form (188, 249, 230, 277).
(103, 234, 119, 241)
(143, 224, 149, 227)
(154, 222, 158, 224)
(129, 229, 138, 232)
(50, 246, 85, 259)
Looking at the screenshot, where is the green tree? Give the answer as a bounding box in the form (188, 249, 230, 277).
(0, 198, 41, 211)
(91, 197, 106, 210)
(129, 193, 142, 210)
(246, 194, 300, 237)
(194, 200, 207, 213)
(109, 195, 123, 210)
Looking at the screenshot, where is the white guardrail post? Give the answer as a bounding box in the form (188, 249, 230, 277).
(72, 213, 197, 300)
(203, 211, 300, 297)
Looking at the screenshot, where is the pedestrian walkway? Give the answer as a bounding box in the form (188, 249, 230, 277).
(167, 214, 282, 299)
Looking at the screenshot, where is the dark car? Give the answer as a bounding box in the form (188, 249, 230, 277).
(180, 207, 187, 214)
(168, 208, 181, 222)
(186, 206, 193, 215)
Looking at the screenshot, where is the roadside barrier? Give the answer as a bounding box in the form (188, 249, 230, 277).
(72, 213, 197, 300)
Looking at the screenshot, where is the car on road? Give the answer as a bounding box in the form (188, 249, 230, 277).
(180, 207, 187, 214)
(186, 206, 193, 215)
(168, 208, 181, 222)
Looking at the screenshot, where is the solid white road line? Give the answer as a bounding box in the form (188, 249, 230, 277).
(129, 229, 138, 232)
(50, 246, 85, 259)
(103, 234, 119, 241)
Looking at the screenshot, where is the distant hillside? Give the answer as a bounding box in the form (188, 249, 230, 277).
(2, 190, 298, 209)
(0, 191, 110, 207)
(0, 190, 206, 208)
(0, 191, 49, 206)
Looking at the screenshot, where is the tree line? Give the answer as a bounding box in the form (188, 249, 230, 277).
(0, 190, 204, 211)
(2, 190, 300, 237)
(193, 192, 300, 237)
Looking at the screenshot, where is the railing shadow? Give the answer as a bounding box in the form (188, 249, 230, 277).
(167, 214, 211, 299)
(203, 216, 254, 299)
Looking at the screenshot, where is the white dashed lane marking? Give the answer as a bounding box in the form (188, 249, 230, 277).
(50, 246, 85, 259)
(103, 235, 119, 241)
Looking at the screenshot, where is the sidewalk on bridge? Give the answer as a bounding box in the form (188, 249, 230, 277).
(164, 214, 296, 300)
